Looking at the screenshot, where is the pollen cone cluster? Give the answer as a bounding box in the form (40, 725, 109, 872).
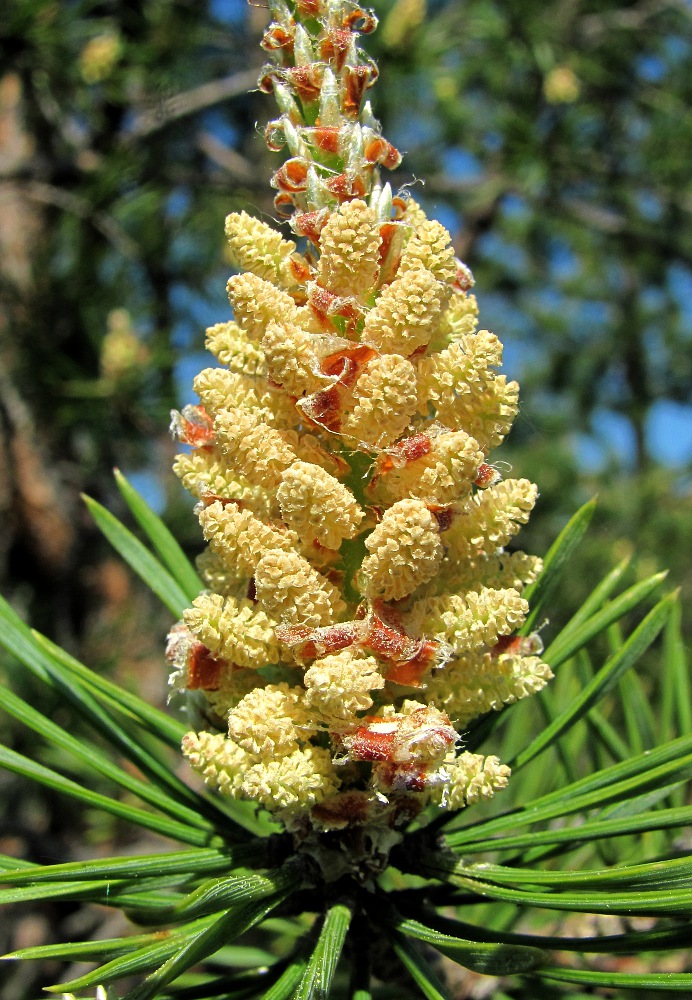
(168, 0, 551, 852)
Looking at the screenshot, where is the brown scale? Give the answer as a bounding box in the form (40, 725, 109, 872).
(368, 432, 432, 493)
(374, 762, 430, 793)
(384, 646, 439, 687)
(343, 708, 455, 771)
(261, 24, 295, 56)
(298, 384, 343, 431)
(380, 433, 433, 472)
(186, 643, 225, 691)
(307, 283, 359, 324)
(363, 135, 402, 170)
(325, 566, 346, 588)
(325, 171, 367, 201)
(287, 65, 324, 103)
(345, 725, 396, 762)
(295, 0, 322, 17)
(363, 601, 442, 686)
(347, 602, 432, 680)
(475, 462, 501, 488)
(298, 343, 377, 431)
(342, 64, 378, 116)
(265, 120, 287, 152)
(427, 504, 458, 534)
(342, 8, 378, 33)
(321, 343, 377, 384)
(275, 599, 443, 683)
(363, 605, 419, 662)
(312, 125, 342, 154)
(319, 28, 354, 71)
(197, 493, 251, 511)
(454, 261, 475, 293)
(266, 375, 286, 392)
(258, 72, 277, 96)
(367, 504, 384, 524)
(274, 158, 309, 193)
(376, 221, 403, 285)
(392, 196, 408, 221)
(293, 209, 330, 243)
(172, 405, 215, 448)
(287, 254, 312, 285)
(275, 621, 361, 661)
(491, 633, 544, 658)
(407, 343, 429, 361)
(273, 192, 295, 217)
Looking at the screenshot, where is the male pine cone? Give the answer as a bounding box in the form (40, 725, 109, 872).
(168, 196, 551, 841)
(166, 0, 551, 853)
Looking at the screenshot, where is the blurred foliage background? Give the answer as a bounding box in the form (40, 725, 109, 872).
(0, 0, 691, 994)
